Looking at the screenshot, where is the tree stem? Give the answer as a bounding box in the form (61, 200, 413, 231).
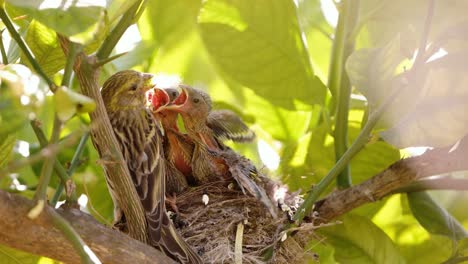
(96, 1, 143, 60)
(0, 29, 8, 64)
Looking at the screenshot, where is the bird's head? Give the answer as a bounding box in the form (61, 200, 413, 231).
(101, 70, 154, 112)
(162, 85, 212, 119)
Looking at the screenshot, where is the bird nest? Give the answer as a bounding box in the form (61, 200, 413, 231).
(171, 180, 318, 263)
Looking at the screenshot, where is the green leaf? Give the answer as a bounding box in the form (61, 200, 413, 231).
(408, 191, 468, 242)
(23, 20, 66, 77)
(198, 0, 326, 109)
(298, 0, 334, 82)
(346, 34, 405, 107)
(106, 0, 139, 24)
(380, 52, 468, 148)
(6, 0, 105, 44)
(0, 244, 42, 264)
(319, 214, 405, 264)
(139, 0, 201, 48)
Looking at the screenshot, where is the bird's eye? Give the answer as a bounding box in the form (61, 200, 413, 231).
(172, 91, 177, 97)
(130, 83, 138, 91)
(193, 98, 200, 103)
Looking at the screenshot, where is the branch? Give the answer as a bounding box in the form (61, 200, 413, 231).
(0, 190, 175, 264)
(96, 1, 143, 60)
(312, 136, 468, 223)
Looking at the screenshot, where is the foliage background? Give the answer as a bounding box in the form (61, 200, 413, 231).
(1, 0, 468, 263)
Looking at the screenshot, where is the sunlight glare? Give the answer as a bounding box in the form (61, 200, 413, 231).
(257, 139, 280, 171)
(152, 74, 182, 89)
(83, 245, 102, 264)
(115, 24, 142, 54)
(427, 48, 448, 62)
(16, 140, 30, 157)
(320, 0, 338, 27)
(78, 194, 89, 208)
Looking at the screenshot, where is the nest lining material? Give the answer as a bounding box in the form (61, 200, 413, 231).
(171, 180, 316, 263)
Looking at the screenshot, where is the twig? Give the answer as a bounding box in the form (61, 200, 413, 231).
(48, 207, 100, 264)
(1, 129, 82, 174)
(393, 177, 468, 193)
(96, 0, 143, 60)
(0, 6, 56, 91)
(312, 135, 468, 222)
(61, 41, 80, 88)
(51, 132, 89, 205)
(49, 40, 83, 206)
(0, 29, 8, 64)
(33, 117, 62, 202)
(332, 0, 359, 188)
(94, 52, 128, 67)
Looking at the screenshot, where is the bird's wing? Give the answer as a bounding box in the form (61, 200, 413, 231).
(207, 109, 255, 142)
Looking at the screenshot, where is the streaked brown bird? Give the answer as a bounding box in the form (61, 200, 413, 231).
(162, 85, 277, 218)
(100, 70, 202, 263)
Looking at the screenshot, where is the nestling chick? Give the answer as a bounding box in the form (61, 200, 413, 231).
(162, 85, 277, 218)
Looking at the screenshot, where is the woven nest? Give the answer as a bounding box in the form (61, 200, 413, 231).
(170, 180, 319, 263)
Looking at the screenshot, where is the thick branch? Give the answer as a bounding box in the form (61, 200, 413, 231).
(313, 138, 468, 222)
(0, 190, 175, 264)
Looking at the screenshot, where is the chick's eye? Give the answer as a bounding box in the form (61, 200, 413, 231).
(193, 98, 200, 103)
(172, 92, 177, 97)
(130, 83, 138, 91)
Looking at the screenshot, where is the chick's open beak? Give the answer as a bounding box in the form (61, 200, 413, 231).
(150, 88, 171, 112)
(160, 86, 189, 113)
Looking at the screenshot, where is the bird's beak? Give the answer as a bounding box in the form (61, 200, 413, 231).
(160, 85, 189, 112)
(150, 88, 171, 112)
(141, 73, 155, 92)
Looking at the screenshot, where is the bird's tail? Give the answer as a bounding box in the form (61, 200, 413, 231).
(146, 205, 203, 263)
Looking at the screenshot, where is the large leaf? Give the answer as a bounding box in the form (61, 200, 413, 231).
(198, 0, 326, 109)
(23, 20, 65, 77)
(298, 0, 334, 82)
(380, 52, 468, 148)
(319, 214, 405, 264)
(346, 35, 405, 108)
(139, 0, 201, 48)
(408, 191, 468, 242)
(6, 0, 105, 44)
(0, 244, 42, 264)
(372, 195, 454, 264)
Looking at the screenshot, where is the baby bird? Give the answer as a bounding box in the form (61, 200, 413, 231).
(162, 85, 277, 218)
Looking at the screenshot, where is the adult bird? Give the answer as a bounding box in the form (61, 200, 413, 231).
(100, 70, 202, 263)
(161, 85, 277, 218)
